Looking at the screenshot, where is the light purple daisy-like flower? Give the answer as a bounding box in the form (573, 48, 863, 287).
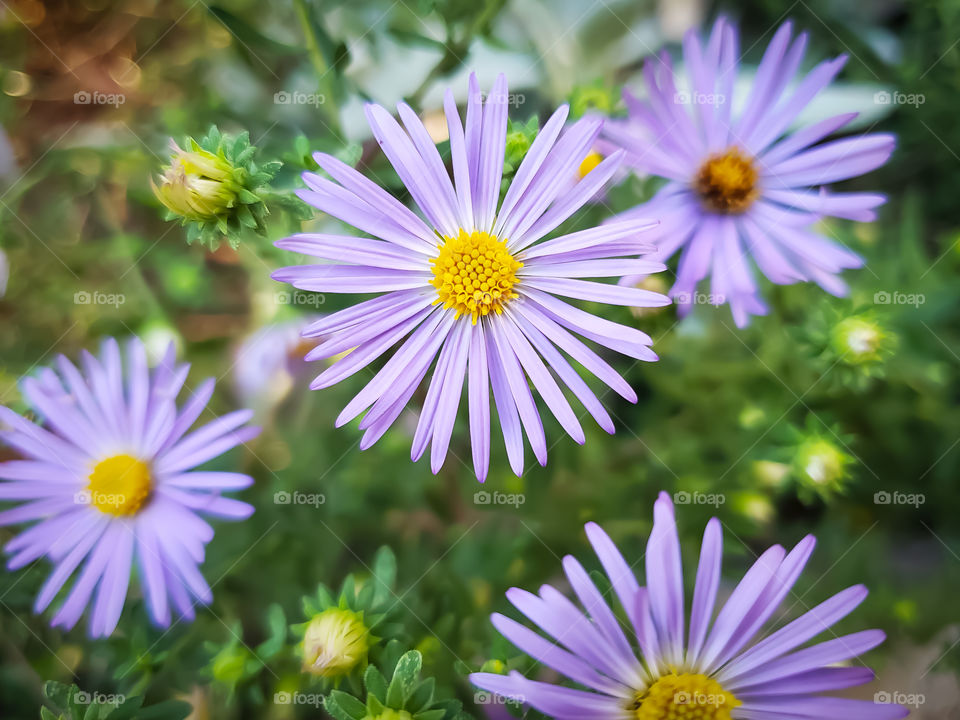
(471, 491, 907, 720)
(272, 74, 670, 482)
(0, 337, 259, 637)
(603, 18, 895, 327)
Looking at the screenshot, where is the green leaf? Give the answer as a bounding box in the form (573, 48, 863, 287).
(364, 664, 388, 701)
(134, 700, 193, 720)
(328, 690, 368, 720)
(386, 651, 422, 707)
(371, 546, 397, 603)
(324, 694, 359, 720)
(407, 677, 435, 713)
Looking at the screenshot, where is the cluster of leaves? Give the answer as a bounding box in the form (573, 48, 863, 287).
(40, 682, 189, 720)
(326, 650, 472, 720)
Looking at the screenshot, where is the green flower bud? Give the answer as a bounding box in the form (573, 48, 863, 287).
(153, 141, 242, 222)
(152, 126, 281, 249)
(830, 315, 893, 366)
(569, 83, 617, 118)
(211, 645, 252, 685)
(793, 436, 853, 496)
(302, 607, 370, 678)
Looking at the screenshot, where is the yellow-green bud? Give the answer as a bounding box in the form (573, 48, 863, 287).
(211, 645, 251, 684)
(153, 141, 241, 222)
(794, 437, 851, 491)
(830, 316, 890, 366)
(302, 608, 370, 678)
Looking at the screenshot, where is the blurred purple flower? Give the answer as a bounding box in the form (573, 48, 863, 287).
(604, 18, 895, 326)
(471, 491, 907, 720)
(273, 73, 669, 482)
(0, 337, 259, 637)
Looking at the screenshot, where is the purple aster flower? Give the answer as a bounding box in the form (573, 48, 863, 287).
(603, 18, 895, 327)
(471, 491, 908, 720)
(0, 337, 259, 637)
(272, 74, 669, 482)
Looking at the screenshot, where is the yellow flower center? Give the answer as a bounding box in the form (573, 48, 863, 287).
(632, 673, 740, 720)
(694, 147, 758, 214)
(429, 229, 522, 323)
(578, 151, 604, 178)
(86, 454, 152, 516)
(302, 607, 371, 678)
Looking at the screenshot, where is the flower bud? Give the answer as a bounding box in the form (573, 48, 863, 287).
(302, 607, 370, 678)
(793, 436, 852, 495)
(153, 141, 242, 222)
(830, 315, 891, 366)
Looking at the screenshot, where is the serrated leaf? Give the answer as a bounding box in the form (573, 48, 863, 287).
(325, 694, 361, 720)
(364, 664, 388, 701)
(407, 677, 435, 713)
(386, 651, 422, 707)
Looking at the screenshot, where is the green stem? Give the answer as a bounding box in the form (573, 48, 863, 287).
(292, 0, 343, 140)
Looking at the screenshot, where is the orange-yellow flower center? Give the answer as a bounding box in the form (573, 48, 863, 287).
(429, 229, 522, 323)
(578, 151, 604, 178)
(632, 673, 740, 720)
(86, 454, 152, 516)
(694, 147, 758, 214)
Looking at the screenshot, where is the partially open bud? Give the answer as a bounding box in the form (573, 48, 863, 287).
(154, 141, 242, 223)
(152, 126, 280, 249)
(302, 607, 370, 678)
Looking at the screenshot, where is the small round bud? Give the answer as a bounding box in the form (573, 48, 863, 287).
(830, 316, 891, 366)
(793, 437, 852, 495)
(302, 607, 370, 678)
